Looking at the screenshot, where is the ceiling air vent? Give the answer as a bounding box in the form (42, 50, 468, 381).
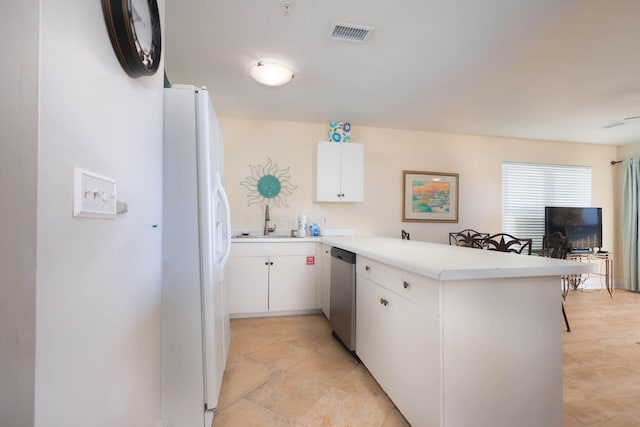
(327, 22, 375, 43)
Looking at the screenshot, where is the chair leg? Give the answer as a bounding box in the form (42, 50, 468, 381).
(562, 301, 571, 332)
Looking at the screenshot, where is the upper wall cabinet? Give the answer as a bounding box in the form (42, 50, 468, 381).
(314, 142, 364, 202)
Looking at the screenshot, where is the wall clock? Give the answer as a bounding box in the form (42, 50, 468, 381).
(101, 0, 162, 78)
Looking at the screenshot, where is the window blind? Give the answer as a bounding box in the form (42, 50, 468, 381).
(502, 162, 592, 249)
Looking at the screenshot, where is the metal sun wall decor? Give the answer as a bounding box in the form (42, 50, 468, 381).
(240, 158, 297, 208)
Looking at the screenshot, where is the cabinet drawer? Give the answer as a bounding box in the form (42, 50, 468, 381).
(357, 257, 391, 282)
(357, 256, 437, 308)
(231, 242, 317, 257)
(385, 268, 438, 309)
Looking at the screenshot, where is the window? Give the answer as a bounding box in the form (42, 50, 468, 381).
(502, 162, 592, 249)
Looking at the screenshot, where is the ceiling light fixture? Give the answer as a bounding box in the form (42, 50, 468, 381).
(250, 62, 294, 87)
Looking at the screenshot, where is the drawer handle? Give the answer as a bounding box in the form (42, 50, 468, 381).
(403, 281, 410, 289)
(365, 266, 371, 271)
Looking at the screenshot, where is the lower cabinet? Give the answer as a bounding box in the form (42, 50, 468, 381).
(269, 255, 317, 311)
(228, 242, 318, 317)
(356, 257, 440, 427)
(227, 256, 269, 314)
(385, 286, 440, 425)
(354, 276, 387, 378)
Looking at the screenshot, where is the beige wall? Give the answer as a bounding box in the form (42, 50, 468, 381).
(221, 117, 616, 248)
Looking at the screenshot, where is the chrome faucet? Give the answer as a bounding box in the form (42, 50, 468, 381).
(264, 205, 276, 236)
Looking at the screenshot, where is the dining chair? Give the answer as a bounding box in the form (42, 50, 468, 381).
(449, 229, 489, 248)
(543, 231, 572, 332)
(483, 233, 532, 255)
(542, 231, 568, 259)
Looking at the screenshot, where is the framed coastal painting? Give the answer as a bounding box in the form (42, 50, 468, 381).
(402, 170, 459, 222)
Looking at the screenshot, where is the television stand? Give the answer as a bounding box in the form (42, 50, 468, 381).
(564, 252, 613, 298)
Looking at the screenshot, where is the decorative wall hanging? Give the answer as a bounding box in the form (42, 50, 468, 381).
(402, 170, 459, 223)
(328, 121, 351, 142)
(240, 158, 297, 208)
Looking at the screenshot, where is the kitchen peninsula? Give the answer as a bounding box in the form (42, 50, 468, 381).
(320, 236, 595, 427)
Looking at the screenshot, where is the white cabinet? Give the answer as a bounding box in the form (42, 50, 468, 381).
(269, 255, 317, 312)
(356, 257, 440, 427)
(385, 288, 439, 425)
(228, 242, 319, 317)
(319, 244, 332, 318)
(354, 276, 387, 380)
(227, 256, 269, 314)
(314, 142, 364, 202)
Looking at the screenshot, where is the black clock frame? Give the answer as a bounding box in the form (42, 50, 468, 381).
(101, 0, 162, 78)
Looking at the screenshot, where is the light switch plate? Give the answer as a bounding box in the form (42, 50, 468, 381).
(73, 168, 117, 219)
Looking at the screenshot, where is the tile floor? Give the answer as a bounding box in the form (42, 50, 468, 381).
(213, 314, 408, 427)
(562, 289, 640, 426)
(214, 289, 640, 426)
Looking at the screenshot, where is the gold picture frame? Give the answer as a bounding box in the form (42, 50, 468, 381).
(402, 170, 459, 223)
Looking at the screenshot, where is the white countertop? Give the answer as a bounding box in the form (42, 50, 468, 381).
(231, 236, 321, 243)
(320, 236, 596, 281)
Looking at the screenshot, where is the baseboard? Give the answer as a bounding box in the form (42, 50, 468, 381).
(230, 308, 322, 319)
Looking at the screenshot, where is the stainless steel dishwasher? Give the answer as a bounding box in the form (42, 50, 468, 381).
(330, 247, 357, 352)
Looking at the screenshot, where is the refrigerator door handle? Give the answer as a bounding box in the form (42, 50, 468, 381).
(216, 172, 232, 275)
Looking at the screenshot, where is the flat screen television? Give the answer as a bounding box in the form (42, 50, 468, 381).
(544, 207, 602, 252)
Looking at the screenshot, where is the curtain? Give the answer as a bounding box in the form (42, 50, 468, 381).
(622, 158, 640, 291)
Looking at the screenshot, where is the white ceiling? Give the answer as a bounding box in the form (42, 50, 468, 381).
(164, 0, 640, 145)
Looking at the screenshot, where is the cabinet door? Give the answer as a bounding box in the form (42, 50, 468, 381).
(315, 142, 342, 202)
(320, 245, 332, 318)
(339, 143, 364, 202)
(385, 291, 440, 427)
(227, 256, 269, 315)
(355, 276, 387, 384)
(269, 255, 317, 312)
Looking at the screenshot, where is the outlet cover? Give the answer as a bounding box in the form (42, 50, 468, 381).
(73, 168, 117, 219)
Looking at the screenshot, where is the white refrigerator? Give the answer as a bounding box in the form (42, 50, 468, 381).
(161, 85, 232, 426)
